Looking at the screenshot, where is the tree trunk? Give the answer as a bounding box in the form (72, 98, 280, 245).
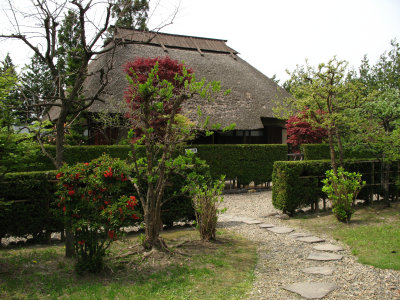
(327, 128, 338, 175)
(143, 204, 163, 250)
(56, 106, 75, 258)
(335, 128, 344, 168)
(383, 160, 391, 207)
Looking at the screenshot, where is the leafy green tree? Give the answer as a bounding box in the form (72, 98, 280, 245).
(352, 41, 400, 206)
(277, 57, 364, 174)
(112, 0, 149, 31)
(0, 55, 21, 130)
(124, 56, 229, 249)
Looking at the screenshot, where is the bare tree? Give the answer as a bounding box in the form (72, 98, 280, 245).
(0, 0, 178, 257)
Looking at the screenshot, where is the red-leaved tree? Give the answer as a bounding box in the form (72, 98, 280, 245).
(123, 56, 225, 249)
(286, 110, 328, 151)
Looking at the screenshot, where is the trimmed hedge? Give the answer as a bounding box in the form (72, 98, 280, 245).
(301, 144, 377, 161)
(300, 144, 330, 160)
(192, 144, 288, 185)
(23, 145, 138, 171)
(0, 170, 194, 242)
(272, 159, 397, 214)
(22, 144, 288, 185)
(0, 171, 63, 242)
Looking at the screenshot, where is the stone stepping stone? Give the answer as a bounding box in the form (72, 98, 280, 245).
(267, 226, 294, 234)
(296, 236, 325, 243)
(288, 232, 312, 239)
(243, 219, 262, 225)
(313, 244, 344, 252)
(283, 282, 338, 299)
(302, 266, 335, 275)
(259, 223, 275, 228)
(307, 251, 343, 261)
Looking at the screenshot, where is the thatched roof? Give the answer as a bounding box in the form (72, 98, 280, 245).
(50, 29, 290, 130)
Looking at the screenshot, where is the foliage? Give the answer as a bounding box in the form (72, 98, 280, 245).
(181, 154, 225, 240)
(0, 170, 62, 242)
(286, 110, 327, 151)
(13, 144, 288, 187)
(56, 154, 140, 273)
(322, 167, 365, 223)
(300, 144, 376, 161)
(300, 144, 331, 160)
(351, 40, 400, 205)
(272, 160, 392, 214)
(0, 59, 19, 129)
(0, 128, 39, 176)
(123, 56, 228, 249)
(194, 144, 288, 185)
(111, 0, 149, 31)
(19, 54, 54, 123)
(278, 57, 365, 173)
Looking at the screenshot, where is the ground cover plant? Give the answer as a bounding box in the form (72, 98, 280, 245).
(286, 202, 400, 270)
(0, 229, 256, 299)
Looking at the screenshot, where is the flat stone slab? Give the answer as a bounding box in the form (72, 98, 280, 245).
(296, 236, 325, 243)
(307, 251, 343, 261)
(267, 226, 294, 234)
(288, 232, 312, 238)
(313, 244, 344, 252)
(259, 223, 275, 228)
(244, 220, 262, 225)
(302, 266, 335, 275)
(283, 282, 339, 299)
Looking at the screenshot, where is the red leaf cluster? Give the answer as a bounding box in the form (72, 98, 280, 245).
(123, 56, 193, 142)
(286, 110, 328, 150)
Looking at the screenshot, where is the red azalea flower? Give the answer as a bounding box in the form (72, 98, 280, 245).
(78, 240, 85, 245)
(56, 172, 63, 179)
(104, 200, 109, 205)
(68, 190, 75, 196)
(131, 214, 139, 220)
(62, 206, 66, 212)
(108, 230, 116, 240)
(84, 162, 89, 166)
(119, 207, 123, 214)
(88, 190, 93, 195)
(75, 173, 80, 179)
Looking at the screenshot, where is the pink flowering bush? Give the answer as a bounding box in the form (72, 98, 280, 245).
(56, 154, 140, 273)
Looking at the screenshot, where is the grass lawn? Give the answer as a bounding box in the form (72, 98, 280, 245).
(287, 202, 400, 270)
(0, 229, 257, 299)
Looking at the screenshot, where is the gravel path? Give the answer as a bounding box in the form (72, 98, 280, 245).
(218, 191, 400, 299)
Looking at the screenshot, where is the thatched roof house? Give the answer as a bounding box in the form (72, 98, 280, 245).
(58, 29, 290, 144)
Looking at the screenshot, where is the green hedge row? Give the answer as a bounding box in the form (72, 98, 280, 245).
(272, 159, 398, 214)
(193, 144, 288, 185)
(23, 144, 288, 185)
(0, 171, 62, 242)
(300, 144, 377, 161)
(0, 170, 194, 242)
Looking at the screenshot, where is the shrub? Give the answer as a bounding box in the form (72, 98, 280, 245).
(193, 144, 288, 185)
(322, 168, 366, 223)
(182, 157, 225, 241)
(56, 154, 140, 273)
(272, 159, 392, 214)
(0, 170, 62, 243)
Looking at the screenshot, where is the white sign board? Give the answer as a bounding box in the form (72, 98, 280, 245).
(185, 148, 198, 154)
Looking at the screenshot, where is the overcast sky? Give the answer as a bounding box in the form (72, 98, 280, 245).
(1, 0, 400, 83)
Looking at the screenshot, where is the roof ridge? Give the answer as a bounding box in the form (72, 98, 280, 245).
(115, 27, 228, 42)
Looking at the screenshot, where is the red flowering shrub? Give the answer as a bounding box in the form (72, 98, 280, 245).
(56, 154, 140, 273)
(124, 56, 193, 142)
(286, 110, 328, 152)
